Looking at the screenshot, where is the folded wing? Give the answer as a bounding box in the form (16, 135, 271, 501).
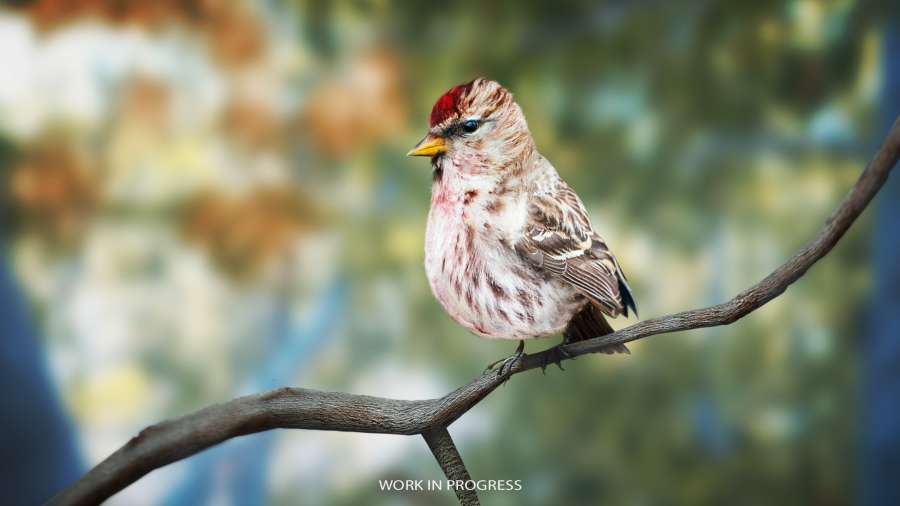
(515, 181, 637, 318)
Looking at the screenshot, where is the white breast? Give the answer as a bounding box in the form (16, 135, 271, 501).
(424, 177, 583, 340)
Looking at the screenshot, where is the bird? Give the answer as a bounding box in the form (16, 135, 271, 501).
(407, 78, 637, 374)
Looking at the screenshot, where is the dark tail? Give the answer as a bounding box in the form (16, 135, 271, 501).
(564, 303, 629, 354)
(618, 273, 638, 318)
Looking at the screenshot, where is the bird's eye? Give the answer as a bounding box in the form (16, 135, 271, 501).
(462, 119, 480, 133)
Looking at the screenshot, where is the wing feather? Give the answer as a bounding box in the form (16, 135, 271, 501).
(516, 181, 636, 317)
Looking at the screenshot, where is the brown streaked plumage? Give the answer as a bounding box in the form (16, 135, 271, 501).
(408, 78, 637, 367)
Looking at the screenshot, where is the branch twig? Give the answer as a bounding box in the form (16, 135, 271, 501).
(423, 428, 479, 506)
(47, 118, 900, 506)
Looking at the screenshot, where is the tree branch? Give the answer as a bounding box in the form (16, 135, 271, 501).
(47, 117, 900, 506)
(423, 428, 479, 506)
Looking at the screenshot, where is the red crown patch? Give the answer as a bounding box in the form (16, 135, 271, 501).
(430, 81, 473, 127)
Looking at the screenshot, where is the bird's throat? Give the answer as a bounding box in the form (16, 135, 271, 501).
(431, 155, 444, 182)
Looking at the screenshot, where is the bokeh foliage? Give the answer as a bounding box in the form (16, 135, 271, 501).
(0, 0, 889, 504)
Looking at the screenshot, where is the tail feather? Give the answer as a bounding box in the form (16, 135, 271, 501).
(618, 273, 638, 318)
(564, 303, 629, 354)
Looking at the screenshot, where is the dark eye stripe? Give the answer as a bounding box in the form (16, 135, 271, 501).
(443, 119, 483, 137)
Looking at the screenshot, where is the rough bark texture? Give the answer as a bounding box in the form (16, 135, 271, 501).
(47, 118, 900, 506)
(423, 428, 480, 506)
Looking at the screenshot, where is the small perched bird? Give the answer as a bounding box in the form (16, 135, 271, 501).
(408, 78, 636, 371)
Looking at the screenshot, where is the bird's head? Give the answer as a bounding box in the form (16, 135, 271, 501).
(408, 78, 533, 175)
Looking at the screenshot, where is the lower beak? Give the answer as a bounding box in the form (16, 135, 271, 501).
(407, 135, 446, 157)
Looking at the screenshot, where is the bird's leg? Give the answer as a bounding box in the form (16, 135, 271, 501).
(540, 338, 574, 374)
(484, 340, 525, 378)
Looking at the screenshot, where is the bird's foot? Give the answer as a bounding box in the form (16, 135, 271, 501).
(540, 343, 573, 374)
(484, 340, 525, 378)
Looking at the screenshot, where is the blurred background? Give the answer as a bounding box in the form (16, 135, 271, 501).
(0, 1, 898, 505)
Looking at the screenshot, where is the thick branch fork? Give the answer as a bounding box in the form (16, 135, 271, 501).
(48, 118, 900, 506)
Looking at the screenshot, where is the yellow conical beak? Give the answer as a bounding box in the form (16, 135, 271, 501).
(407, 135, 446, 157)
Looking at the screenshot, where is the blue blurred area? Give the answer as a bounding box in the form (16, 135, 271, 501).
(0, 243, 83, 505)
(164, 277, 346, 506)
(861, 21, 900, 506)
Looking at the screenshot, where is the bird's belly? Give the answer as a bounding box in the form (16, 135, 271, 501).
(425, 209, 582, 340)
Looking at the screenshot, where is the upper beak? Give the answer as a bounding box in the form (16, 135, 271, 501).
(407, 135, 446, 157)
